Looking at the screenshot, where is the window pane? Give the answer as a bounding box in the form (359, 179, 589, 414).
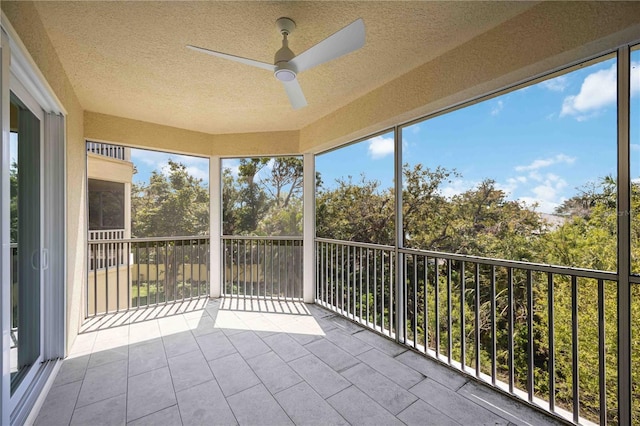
(315, 132, 395, 245)
(129, 149, 209, 238)
(222, 156, 303, 236)
(401, 56, 617, 271)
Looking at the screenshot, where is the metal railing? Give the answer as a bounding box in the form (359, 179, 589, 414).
(87, 236, 210, 316)
(316, 238, 395, 338)
(222, 236, 303, 300)
(86, 141, 126, 160)
(89, 229, 125, 241)
(89, 229, 127, 271)
(316, 238, 617, 425)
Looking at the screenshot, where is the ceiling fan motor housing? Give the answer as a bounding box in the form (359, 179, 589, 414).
(274, 18, 297, 81)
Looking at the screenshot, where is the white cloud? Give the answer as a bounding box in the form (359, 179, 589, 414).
(540, 75, 568, 92)
(560, 62, 640, 120)
(367, 135, 394, 159)
(490, 100, 504, 116)
(185, 166, 209, 181)
(496, 176, 527, 195)
(515, 154, 576, 172)
(222, 159, 240, 177)
(631, 144, 640, 151)
(517, 173, 568, 214)
(439, 179, 478, 199)
(131, 148, 209, 182)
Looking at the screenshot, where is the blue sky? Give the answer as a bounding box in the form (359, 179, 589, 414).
(130, 149, 210, 187)
(317, 53, 640, 213)
(128, 51, 639, 215)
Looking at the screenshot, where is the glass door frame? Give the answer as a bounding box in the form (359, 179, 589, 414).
(1, 16, 66, 425)
(7, 71, 46, 411)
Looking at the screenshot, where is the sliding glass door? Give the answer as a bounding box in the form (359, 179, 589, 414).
(8, 88, 44, 402)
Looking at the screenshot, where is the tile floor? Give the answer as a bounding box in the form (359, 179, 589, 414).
(34, 298, 560, 426)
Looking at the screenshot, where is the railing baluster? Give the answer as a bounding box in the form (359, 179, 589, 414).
(435, 257, 440, 358)
(105, 243, 110, 314)
(447, 260, 452, 364)
(412, 254, 417, 348)
(548, 272, 556, 412)
(474, 263, 480, 378)
(598, 278, 607, 425)
(460, 261, 466, 371)
(116, 242, 120, 312)
(508, 267, 514, 394)
(353, 245, 357, 318)
(527, 269, 534, 402)
(491, 265, 496, 386)
(424, 256, 429, 353)
(374, 248, 378, 329)
(571, 275, 579, 424)
(358, 247, 363, 322)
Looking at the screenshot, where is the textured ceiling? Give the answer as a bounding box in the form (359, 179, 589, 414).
(31, 1, 536, 135)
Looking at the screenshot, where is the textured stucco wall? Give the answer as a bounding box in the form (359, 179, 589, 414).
(1, 1, 86, 354)
(299, 1, 640, 153)
(87, 154, 134, 184)
(84, 111, 300, 157)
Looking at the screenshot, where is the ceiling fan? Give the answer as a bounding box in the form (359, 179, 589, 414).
(187, 17, 365, 109)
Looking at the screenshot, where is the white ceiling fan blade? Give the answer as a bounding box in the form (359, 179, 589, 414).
(290, 18, 365, 73)
(187, 45, 275, 72)
(282, 79, 307, 109)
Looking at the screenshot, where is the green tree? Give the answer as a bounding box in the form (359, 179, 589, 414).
(131, 159, 209, 237)
(223, 157, 304, 236)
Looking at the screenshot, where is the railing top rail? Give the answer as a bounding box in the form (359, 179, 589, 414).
(88, 235, 210, 244)
(315, 237, 616, 281)
(315, 237, 395, 251)
(222, 235, 303, 241)
(401, 246, 617, 280)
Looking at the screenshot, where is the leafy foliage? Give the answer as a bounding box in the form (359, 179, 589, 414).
(131, 159, 209, 237)
(223, 157, 304, 236)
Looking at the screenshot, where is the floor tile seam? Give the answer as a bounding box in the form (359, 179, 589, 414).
(51, 355, 93, 390)
(86, 354, 130, 372)
(337, 363, 419, 414)
(127, 334, 180, 425)
(91, 337, 131, 350)
(398, 398, 461, 426)
(327, 384, 402, 421)
(259, 334, 310, 362)
(34, 374, 84, 425)
(175, 379, 240, 426)
(453, 383, 525, 425)
(188, 326, 218, 339)
(127, 362, 170, 379)
(192, 332, 232, 360)
(234, 381, 298, 426)
(407, 378, 509, 423)
(73, 386, 127, 412)
(203, 346, 250, 423)
(127, 402, 181, 426)
(271, 377, 350, 426)
(243, 349, 304, 396)
(357, 350, 425, 389)
(162, 336, 202, 360)
(230, 335, 272, 362)
(69, 392, 127, 424)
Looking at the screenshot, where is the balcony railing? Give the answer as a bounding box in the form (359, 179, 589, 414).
(89, 229, 127, 271)
(222, 236, 303, 300)
(316, 238, 616, 425)
(86, 141, 126, 160)
(87, 236, 210, 316)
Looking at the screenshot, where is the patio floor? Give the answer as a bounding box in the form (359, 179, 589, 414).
(33, 298, 560, 426)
